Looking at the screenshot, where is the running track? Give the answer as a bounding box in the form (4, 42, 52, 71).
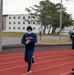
(0, 50, 74, 75)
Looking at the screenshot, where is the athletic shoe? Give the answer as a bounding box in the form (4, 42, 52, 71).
(27, 70, 32, 73)
(72, 68, 74, 74)
(32, 56, 35, 63)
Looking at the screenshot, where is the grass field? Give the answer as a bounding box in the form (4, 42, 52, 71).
(2, 32, 72, 44)
(2, 32, 57, 38)
(2, 32, 25, 37)
(38, 37, 72, 44)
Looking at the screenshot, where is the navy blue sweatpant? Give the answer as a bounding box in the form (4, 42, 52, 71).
(72, 41, 74, 49)
(24, 48, 34, 71)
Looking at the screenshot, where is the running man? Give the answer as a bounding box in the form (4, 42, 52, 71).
(21, 26, 37, 72)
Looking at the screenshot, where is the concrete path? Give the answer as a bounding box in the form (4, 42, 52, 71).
(2, 35, 69, 45)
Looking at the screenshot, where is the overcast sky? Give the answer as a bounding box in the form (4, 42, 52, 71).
(3, 0, 74, 19)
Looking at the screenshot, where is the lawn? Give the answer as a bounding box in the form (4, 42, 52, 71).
(2, 32, 25, 37)
(2, 32, 57, 38)
(38, 37, 72, 44)
(2, 32, 72, 44)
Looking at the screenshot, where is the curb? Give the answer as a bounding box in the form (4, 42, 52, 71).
(2, 43, 72, 50)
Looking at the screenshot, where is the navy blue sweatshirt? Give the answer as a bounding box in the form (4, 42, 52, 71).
(21, 33, 37, 49)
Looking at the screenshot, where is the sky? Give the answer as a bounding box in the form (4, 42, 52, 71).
(3, 0, 74, 19)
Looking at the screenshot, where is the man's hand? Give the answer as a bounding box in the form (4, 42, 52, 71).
(26, 40, 30, 44)
(25, 37, 29, 40)
(29, 37, 33, 39)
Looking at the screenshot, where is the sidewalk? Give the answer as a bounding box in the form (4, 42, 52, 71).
(2, 35, 69, 45)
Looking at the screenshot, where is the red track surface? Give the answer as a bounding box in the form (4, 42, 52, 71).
(0, 50, 74, 75)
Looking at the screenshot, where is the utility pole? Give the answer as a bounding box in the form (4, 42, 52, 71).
(59, 0, 62, 40)
(0, 0, 3, 51)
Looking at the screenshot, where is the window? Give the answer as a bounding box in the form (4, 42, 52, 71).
(9, 17, 11, 19)
(23, 27, 25, 30)
(18, 22, 20, 24)
(28, 16, 30, 19)
(13, 27, 15, 30)
(28, 21, 30, 24)
(18, 27, 20, 30)
(33, 16, 35, 19)
(33, 27, 35, 30)
(13, 22, 15, 24)
(18, 17, 20, 19)
(14, 17, 16, 19)
(9, 22, 11, 24)
(23, 17, 25, 19)
(33, 22, 35, 24)
(23, 22, 25, 24)
(9, 27, 11, 29)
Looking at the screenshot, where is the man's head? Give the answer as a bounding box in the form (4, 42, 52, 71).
(27, 26, 32, 34)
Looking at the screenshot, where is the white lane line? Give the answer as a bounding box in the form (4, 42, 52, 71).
(0, 53, 73, 65)
(0, 55, 73, 65)
(0, 51, 50, 57)
(60, 71, 71, 75)
(0, 56, 23, 60)
(0, 51, 72, 60)
(0, 60, 23, 65)
(0, 50, 72, 59)
(22, 62, 74, 75)
(0, 56, 74, 72)
(0, 52, 23, 57)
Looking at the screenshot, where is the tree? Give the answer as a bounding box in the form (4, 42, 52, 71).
(25, 0, 73, 34)
(48, 3, 73, 34)
(25, 0, 55, 34)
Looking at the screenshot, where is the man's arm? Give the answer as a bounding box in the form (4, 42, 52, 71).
(30, 34, 37, 43)
(21, 35, 31, 44)
(26, 39, 30, 44)
(21, 34, 26, 44)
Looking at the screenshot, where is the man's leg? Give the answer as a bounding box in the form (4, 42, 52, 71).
(27, 62, 31, 72)
(27, 49, 34, 72)
(32, 56, 35, 63)
(24, 49, 29, 62)
(72, 42, 74, 49)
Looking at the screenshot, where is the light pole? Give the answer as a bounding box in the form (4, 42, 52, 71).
(59, 0, 62, 40)
(0, 0, 3, 51)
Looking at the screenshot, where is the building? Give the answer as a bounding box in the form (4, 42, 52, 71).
(2, 14, 74, 34)
(3, 14, 41, 33)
